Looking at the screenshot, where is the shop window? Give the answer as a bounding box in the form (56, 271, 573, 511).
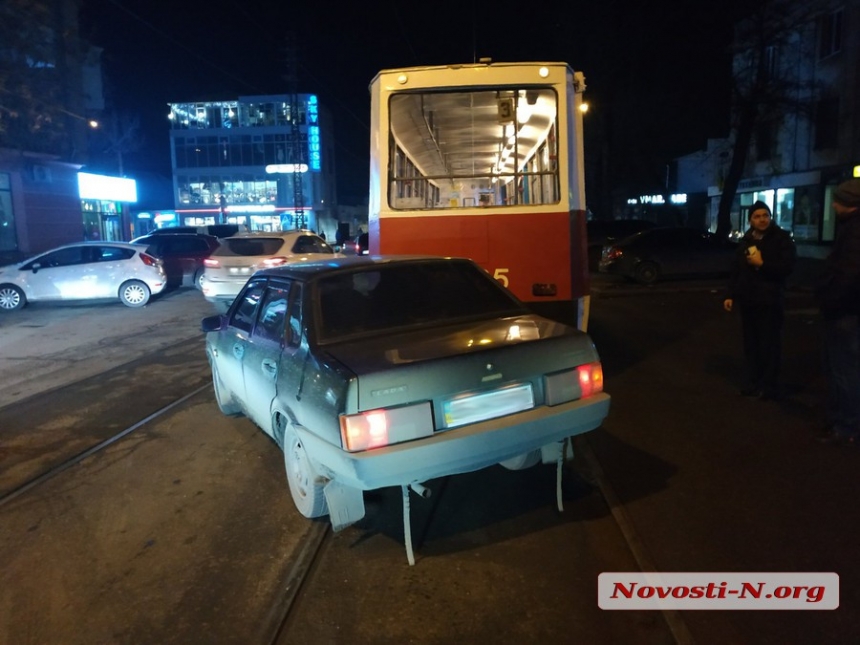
(791, 185, 820, 241)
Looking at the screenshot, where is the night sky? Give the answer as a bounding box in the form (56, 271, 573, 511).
(80, 0, 750, 205)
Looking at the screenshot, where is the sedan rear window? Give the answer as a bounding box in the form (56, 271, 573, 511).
(219, 238, 285, 257)
(316, 261, 525, 341)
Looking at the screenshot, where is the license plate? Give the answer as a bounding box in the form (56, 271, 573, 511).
(228, 267, 251, 275)
(443, 383, 534, 429)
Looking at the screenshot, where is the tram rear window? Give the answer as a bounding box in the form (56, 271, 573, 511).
(388, 88, 560, 210)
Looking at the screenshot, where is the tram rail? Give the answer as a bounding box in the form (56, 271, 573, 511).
(0, 356, 690, 644)
(0, 384, 211, 509)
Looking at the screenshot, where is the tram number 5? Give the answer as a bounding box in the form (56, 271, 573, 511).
(493, 268, 509, 288)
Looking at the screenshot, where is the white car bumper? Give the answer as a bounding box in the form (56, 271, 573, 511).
(295, 392, 611, 491)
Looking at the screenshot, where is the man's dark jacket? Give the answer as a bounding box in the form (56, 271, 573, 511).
(728, 224, 796, 307)
(815, 212, 860, 319)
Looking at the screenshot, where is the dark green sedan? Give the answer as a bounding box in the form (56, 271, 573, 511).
(202, 256, 610, 562)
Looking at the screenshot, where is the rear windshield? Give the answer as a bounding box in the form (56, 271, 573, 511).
(218, 237, 286, 257)
(316, 261, 525, 342)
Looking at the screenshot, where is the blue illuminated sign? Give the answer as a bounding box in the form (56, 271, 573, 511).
(307, 95, 321, 170)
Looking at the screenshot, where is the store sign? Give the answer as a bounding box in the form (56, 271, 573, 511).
(77, 172, 137, 202)
(637, 193, 687, 205)
(265, 164, 308, 174)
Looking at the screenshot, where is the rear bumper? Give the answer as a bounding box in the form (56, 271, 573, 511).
(200, 277, 245, 302)
(295, 393, 610, 491)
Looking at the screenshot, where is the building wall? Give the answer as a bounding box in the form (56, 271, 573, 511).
(0, 149, 83, 263)
(681, 0, 860, 252)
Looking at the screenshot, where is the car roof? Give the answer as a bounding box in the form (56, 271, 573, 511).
(47, 241, 147, 251)
(253, 254, 471, 280)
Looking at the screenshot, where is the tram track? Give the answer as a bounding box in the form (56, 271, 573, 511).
(1, 332, 689, 643)
(263, 436, 695, 645)
(0, 383, 211, 509)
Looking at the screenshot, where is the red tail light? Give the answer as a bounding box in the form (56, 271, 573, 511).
(139, 252, 158, 266)
(263, 256, 288, 267)
(576, 362, 604, 398)
(203, 258, 220, 268)
(340, 402, 434, 452)
(605, 247, 623, 261)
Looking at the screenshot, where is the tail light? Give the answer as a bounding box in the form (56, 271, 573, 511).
(139, 252, 158, 266)
(340, 402, 434, 452)
(263, 256, 288, 267)
(203, 258, 220, 268)
(576, 361, 604, 398)
(544, 361, 604, 405)
(604, 247, 623, 261)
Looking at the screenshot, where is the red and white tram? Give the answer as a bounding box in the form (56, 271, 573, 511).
(368, 60, 591, 328)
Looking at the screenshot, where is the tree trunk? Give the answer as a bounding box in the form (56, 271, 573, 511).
(715, 96, 758, 238)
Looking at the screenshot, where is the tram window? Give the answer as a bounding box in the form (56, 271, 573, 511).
(388, 88, 559, 210)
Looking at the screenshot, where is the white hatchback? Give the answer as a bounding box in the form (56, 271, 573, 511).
(0, 242, 167, 311)
(200, 230, 338, 310)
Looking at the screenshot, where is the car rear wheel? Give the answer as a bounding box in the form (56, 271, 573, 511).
(119, 280, 151, 307)
(0, 284, 26, 311)
(633, 261, 660, 285)
(194, 269, 205, 290)
(283, 427, 328, 518)
(211, 363, 242, 416)
(499, 450, 541, 470)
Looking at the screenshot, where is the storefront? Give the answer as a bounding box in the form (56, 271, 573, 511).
(77, 172, 138, 241)
(706, 169, 851, 256)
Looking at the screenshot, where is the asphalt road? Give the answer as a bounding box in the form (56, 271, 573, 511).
(0, 276, 856, 644)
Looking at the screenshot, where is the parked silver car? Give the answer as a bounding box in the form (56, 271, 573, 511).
(201, 255, 610, 563)
(0, 242, 167, 311)
(199, 230, 337, 310)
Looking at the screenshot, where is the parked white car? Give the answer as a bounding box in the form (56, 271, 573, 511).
(200, 230, 338, 310)
(0, 242, 167, 311)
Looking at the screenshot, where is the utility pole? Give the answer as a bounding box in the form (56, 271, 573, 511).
(283, 36, 305, 229)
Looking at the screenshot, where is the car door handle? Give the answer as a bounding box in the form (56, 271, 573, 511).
(261, 358, 278, 378)
(232, 343, 245, 360)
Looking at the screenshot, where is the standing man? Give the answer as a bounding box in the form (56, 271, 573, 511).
(723, 201, 797, 400)
(815, 179, 860, 446)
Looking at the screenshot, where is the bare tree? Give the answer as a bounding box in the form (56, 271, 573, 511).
(0, 0, 84, 158)
(715, 0, 831, 237)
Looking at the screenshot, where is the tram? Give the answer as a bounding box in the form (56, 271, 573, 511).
(368, 60, 591, 329)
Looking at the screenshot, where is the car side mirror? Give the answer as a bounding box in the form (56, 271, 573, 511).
(31, 263, 41, 274)
(201, 314, 226, 332)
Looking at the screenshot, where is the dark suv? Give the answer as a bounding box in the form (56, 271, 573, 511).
(131, 232, 220, 289)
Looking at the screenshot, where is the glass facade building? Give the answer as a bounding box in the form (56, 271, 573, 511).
(167, 95, 336, 234)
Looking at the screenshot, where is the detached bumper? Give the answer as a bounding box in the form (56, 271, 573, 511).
(295, 393, 611, 491)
